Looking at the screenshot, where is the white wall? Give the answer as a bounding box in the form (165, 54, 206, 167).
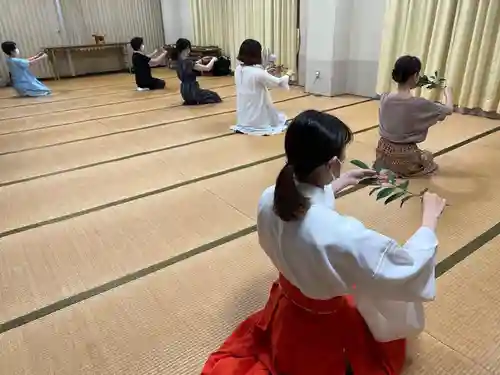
(160, 0, 193, 44)
(300, 0, 386, 97)
(347, 0, 386, 96)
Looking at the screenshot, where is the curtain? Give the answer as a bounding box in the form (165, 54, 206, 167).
(376, 0, 500, 115)
(189, 0, 298, 73)
(58, 0, 164, 47)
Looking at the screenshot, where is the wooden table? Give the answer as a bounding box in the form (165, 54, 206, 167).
(44, 43, 130, 80)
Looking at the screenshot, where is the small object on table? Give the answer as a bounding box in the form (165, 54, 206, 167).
(92, 34, 106, 45)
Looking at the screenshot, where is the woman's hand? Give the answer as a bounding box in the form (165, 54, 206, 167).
(342, 169, 378, 186)
(331, 169, 381, 194)
(421, 192, 446, 230)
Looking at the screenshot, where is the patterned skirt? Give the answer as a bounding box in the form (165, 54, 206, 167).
(374, 138, 438, 178)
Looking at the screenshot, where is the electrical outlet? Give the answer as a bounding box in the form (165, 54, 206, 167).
(315, 71, 320, 78)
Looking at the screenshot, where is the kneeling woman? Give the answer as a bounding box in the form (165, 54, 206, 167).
(231, 39, 291, 135)
(1, 41, 51, 97)
(375, 55, 453, 177)
(201, 110, 446, 375)
(172, 38, 222, 105)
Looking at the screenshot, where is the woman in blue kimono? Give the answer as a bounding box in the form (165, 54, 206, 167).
(1, 41, 51, 97)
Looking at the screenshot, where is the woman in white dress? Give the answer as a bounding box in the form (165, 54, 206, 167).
(202, 110, 446, 375)
(231, 39, 292, 136)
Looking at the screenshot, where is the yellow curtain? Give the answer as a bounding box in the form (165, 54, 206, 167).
(376, 0, 500, 114)
(189, 0, 298, 73)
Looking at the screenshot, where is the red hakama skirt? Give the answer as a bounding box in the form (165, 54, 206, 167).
(201, 275, 406, 375)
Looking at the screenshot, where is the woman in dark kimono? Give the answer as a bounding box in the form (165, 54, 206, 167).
(172, 38, 222, 105)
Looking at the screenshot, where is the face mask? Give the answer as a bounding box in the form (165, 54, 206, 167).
(328, 157, 343, 179)
(14, 48, 20, 55)
(140, 45, 145, 52)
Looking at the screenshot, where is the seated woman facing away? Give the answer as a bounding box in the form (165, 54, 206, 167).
(1, 41, 51, 97)
(201, 110, 446, 375)
(375, 55, 453, 177)
(231, 39, 292, 136)
(172, 38, 222, 105)
(130, 37, 168, 91)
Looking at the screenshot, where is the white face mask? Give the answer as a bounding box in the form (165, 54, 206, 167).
(140, 45, 145, 52)
(328, 157, 343, 179)
(14, 48, 20, 56)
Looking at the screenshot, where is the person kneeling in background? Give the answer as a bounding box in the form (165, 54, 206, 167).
(130, 37, 168, 91)
(1, 41, 51, 97)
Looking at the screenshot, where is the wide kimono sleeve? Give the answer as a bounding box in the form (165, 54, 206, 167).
(255, 68, 290, 89)
(317, 208, 438, 341)
(329, 214, 438, 302)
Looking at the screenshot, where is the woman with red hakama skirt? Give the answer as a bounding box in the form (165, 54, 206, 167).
(201, 110, 446, 375)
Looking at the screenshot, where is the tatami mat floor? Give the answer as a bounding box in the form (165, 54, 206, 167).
(0, 69, 499, 374)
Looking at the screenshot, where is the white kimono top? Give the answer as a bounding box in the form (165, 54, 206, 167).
(257, 183, 438, 342)
(231, 64, 289, 136)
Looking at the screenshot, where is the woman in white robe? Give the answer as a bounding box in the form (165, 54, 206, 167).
(231, 39, 292, 136)
(202, 110, 446, 375)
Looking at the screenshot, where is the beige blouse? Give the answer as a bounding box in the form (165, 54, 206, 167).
(379, 93, 453, 143)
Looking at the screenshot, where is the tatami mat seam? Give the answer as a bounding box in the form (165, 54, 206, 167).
(0, 93, 308, 137)
(204, 188, 254, 221)
(0, 91, 240, 137)
(0, 83, 236, 122)
(2, 121, 498, 241)
(0, 72, 185, 108)
(0, 93, 302, 154)
(0, 98, 371, 188)
(423, 330, 495, 374)
(0, 105, 374, 239)
(1, 130, 499, 334)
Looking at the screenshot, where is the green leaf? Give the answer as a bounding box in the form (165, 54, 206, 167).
(376, 187, 395, 200)
(398, 180, 410, 191)
(400, 195, 416, 207)
(350, 159, 370, 169)
(369, 186, 382, 195)
(384, 191, 407, 205)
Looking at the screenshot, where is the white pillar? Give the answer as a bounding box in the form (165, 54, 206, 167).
(301, 0, 352, 96)
(300, 0, 386, 97)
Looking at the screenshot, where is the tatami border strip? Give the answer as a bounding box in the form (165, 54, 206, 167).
(0, 122, 499, 334)
(0, 82, 236, 122)
(0, 99, 373, 236)
(0, 97, 371, 188)
(0, 88, 241, 137)
(0, 93, 306, 154)
(0, 73, 199, 109)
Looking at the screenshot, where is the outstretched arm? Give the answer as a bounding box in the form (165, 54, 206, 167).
(149, 50, 168, 66)
(194, 57, 217, 72)
(256, 69, 292, 89)
(28, 53, 48, 65)
(147, 49, 159, 58)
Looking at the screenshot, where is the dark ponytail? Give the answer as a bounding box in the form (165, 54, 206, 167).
(273, 110, 353, 222)
(172, 38, 192, 61)
(273, 163, 309, 221)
